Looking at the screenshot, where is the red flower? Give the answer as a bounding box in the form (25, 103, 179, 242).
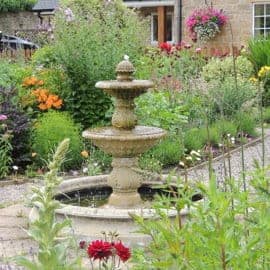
(114, 241, 131, 262)
(87, 240, 112, 261)
(79, 240, 86, 249)
(159, 42, 172, 53)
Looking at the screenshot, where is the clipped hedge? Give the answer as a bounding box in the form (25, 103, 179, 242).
(0, 0, 37, 12)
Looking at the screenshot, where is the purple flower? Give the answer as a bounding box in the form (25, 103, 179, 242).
(0, 114, 7, 121)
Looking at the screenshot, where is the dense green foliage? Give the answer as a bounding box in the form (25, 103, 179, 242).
(234, 112, 257, 137)
(202, 55, 253, 82)
(248, 38, 270, 106)
(0, 0, 37, 12)
(132, 168, 270, 269)
(43, 0, 148, 128)
(136, 91, 188, 133)
(32, 111, 83, 169)
(142, 136, 184, 168)
(0, 123, 12, 179)
(248, 37, 270, 72)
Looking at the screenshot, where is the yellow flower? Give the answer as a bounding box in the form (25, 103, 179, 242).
(258, 65, 270, 78)
(249, 77, 258, 84)
(81, 150, 89, 158)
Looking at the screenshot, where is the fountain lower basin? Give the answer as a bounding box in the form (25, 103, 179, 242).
(52, 175, 190, 246)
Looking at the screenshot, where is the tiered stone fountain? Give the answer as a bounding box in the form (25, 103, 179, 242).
(55, 57, 181, 245)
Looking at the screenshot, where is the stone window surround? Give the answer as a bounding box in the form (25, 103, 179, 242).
(252, 1, 270, 37)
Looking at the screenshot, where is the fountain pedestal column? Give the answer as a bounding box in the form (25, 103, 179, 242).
(107, 157, 142, 207)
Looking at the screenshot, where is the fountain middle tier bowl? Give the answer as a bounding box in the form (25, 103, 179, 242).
(83, 125, 166, 157)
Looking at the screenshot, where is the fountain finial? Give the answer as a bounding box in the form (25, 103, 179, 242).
(116, 55, 135, 82)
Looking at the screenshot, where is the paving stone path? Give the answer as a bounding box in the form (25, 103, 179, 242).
(0, 131, 269, 269)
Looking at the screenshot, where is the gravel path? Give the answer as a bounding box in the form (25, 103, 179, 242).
(0, 183, 31, 205)
(182, 130, 270, 188)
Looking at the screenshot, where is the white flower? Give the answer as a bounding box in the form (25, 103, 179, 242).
(179, 161, 185, 167)
(190, 150, 201, 157)
(82, 167, 88, 173)
(218, 143, 223, 148)
(231, 137, 235, 144)
(12, 165, 18, 171)
(124, 55, 129, 61)
(186, 156, 192, 161)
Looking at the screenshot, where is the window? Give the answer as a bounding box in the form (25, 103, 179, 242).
(253, 3, 270, 37)
(151, 12, 174, 44)
(151, 14, 158, 43)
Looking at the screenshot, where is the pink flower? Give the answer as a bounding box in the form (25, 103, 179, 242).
(0, 114, 7, 121)
(186, 8, 228, 40)
(195, 47, 202, 53)
(184, 43, 192, 49)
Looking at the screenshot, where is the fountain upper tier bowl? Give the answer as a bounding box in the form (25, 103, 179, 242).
(83, 125, 166, 157)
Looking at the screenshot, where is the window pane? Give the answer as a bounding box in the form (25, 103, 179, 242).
(166, 14, 172, 41)
(255, 17, 265, 28)
(153, 15, 158, 41)
(254, 28, 264, 37)
(266, 4, 270, 15)
(266, 17, 270, 28)
(255, 4, 265, 16)
(266, 28, 270, 36)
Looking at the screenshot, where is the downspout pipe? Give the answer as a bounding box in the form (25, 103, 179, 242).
(174, 0, 182, 44)
(179, 0, 182, 42)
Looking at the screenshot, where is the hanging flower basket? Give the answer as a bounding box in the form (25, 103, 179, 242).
(186, 8, 228, 43)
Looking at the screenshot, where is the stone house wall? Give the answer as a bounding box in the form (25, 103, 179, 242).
(0, 12, 39, 35)
(181, 0, 262, 54)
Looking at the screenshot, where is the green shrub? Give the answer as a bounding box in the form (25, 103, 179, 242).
(31, 45, 59, 68)
(32, 111, 83, 169)
(87, 145, 112, 171)
(212, 119, 238, 138)
(248, 37, 270, 72)
(0, 123, 12, 179)
(202, 126, 220, 147)
(183, 128, 205, 152)
(207, 77, 257, 118)
(202, 55, 253, 82)
(143, 136, 184, 167)
(51, 0, 148, 128)
(136, 91, 188, 133)
(0, 60, 31, 88)
(0, 0, 37, 12)
(247, 38, 270, 106)
(184, 126, 221, 152)
(234, 112, 257, 136)
(263, 107, 270, 123)
(139, 155, 162, 174)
